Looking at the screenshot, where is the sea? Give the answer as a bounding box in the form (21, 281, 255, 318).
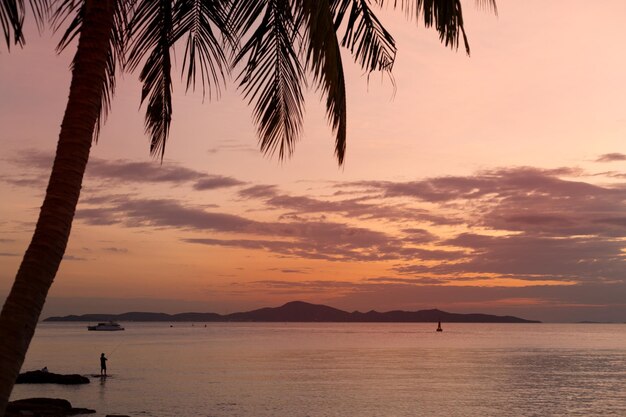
(10, 322, 626, 416)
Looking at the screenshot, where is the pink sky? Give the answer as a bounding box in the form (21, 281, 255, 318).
(1, 0, 626, 322)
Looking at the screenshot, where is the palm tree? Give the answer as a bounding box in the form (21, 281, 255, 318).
(0, 0, 229, 411)
(0, 0, 496, 413)
(0, 1, 121, 411)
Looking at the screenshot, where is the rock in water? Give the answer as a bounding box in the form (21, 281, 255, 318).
(16, 370, 90, 385)
(5, 397, 96, 416)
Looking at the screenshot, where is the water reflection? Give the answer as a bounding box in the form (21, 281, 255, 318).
(11, 323, 626, 417)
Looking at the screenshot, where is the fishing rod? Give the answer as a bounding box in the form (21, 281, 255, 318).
(105, 340, 124, 358)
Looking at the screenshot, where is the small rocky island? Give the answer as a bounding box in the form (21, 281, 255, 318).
(16, 370, 90, 385)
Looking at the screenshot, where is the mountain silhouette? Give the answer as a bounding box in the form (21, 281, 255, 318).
(44, 301, 540, 323)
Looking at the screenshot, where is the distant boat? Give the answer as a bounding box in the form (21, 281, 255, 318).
(87, 321, 124, 331)
(436, 321, 443, 332)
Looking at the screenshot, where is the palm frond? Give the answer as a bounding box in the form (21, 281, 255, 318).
(375, 0, 472, 54)
(29, 0, 50, 30)
(475, 0, 497, 15)
(334, 0, 396, 73)
(1, 0, 51, 49)
(1, 0, 25, 48)
(300, 0, 347, 164)
(52, 0, 81, 48)
(233, 0, 306, 160)
(172, 0, 229, 99)
(127, 0, 173, 159)
(226, 0, 266, 44)
(54, 0, 129, 141)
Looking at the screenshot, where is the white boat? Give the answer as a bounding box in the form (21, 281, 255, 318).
(87, 321, 124, 331)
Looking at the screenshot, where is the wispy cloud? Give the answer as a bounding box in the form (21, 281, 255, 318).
(6, 148, 625, 289)
(3, 150, 246, 191)
(596, 153, 626, 163)
(63, 255, 88, 261)
(67, 164, 626, 283)
(206, 140, 259, 155)
(103, 247, 129, 254)
(193, 177, 245, 190)
(395, 233, 626, 282)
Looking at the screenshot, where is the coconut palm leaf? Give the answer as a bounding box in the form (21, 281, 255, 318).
(375, 0, 497, 55)
(474, 0, 497, 14)
(1, 0, 24, 47)
(333, 0, 396, 73)
(127, 0, 173, 158)
(232, 0, 306, 160)
(1, 0, 49, 48)
(171, 0, 229, 99)
(53, 0, 129, 141)
(299, 0, 347, 164)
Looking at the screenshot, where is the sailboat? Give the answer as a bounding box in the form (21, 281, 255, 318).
(436, 321, 443, 332)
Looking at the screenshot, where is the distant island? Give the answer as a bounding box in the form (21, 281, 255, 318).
(44, 301, 540, 323)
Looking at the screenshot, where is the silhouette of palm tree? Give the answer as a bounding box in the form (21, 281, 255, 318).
(0, 0, 496, 412)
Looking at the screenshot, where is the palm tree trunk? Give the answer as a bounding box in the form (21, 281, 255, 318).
(0, 0, 115, 413)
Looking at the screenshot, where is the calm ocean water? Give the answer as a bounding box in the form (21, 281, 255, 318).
(10, 322, 626, 416)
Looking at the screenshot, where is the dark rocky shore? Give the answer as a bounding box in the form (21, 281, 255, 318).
(10, 375, 131, 416)
(5, 398, 95, 416)
(5, 398, 131, 417)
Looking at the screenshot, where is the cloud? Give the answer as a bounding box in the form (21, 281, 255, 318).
(595, 171, 626, 179)
(69, 164, 626, 281)
(103, 247, 129, 253)
(267, 268, 311, 274)
(74, 208, 120, 226)
(0, 150, 52, 188)
(238, 185, 279, 199)
(366, 276, 451, 285)
(251, 280, 360, 289)
(351, 167, 588, 203)
(193, 176, 245, 190)
(75, 196, 410, 261)
(88, 158, 245, 191)
(347, 167, 626, 238)
(207, 141, 259, 155)
(233, 279, 365, 296)
(3, 150, 246, 191)
(239, 184, 462, 225)
(395, 233, 626, 282)
(9, 153, 618, 286)
(63, 255, 88, 261)
(596, 153, 626, 163)
(7, 144, 625, 311)
(400, 228, 437, 244)
(185, 235, 466, 262)
(5, 149, 54, 170)
(87, 159, 204, 183)
(0, 175, 48, 188)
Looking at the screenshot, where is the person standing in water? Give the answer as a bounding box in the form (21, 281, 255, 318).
(100, 353, 108, 376)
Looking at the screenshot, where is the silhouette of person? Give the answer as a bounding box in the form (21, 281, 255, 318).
(100, 353, 107, 376)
